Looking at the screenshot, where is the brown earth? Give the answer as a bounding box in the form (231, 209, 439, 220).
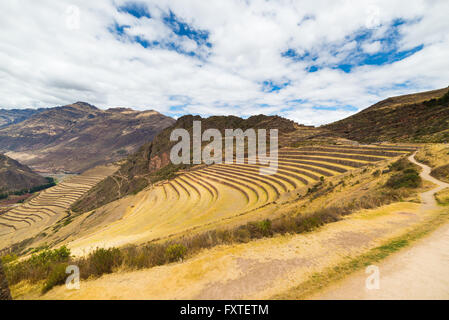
(0, 154, 48, 193)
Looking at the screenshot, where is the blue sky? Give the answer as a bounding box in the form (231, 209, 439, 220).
(0, 0, 448, 125)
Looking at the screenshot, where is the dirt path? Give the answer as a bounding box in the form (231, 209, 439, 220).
(310, 153, 449, 300)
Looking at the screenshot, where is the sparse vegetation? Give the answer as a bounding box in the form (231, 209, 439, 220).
(435, 188, 449, 206)
(325, 88, 449, 143)
(1, 246, 70, 290)
(165, 244, 187, 262)
(385, 158, 422, 189)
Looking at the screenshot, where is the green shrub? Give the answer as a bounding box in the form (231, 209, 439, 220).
(3, 246, 71, 286)
(386, 169, 421, 189)
(88, 247, 122, 276)
(165, 244, 187, 262)
(258, 219, 272, 236)
(41, 263, 68, 294)
(1, 253, 18, 264)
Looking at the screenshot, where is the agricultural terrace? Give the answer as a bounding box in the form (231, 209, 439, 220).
(66, 145, 416, 255)
(0, 165, 117, 250)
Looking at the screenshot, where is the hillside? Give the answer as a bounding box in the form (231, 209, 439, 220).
(324, 87, 449, 143)
(72, 114, 332, 213)
(0, 102, 175, 173)
(0, 154, 48, 193)
(0, 108, 46, 129)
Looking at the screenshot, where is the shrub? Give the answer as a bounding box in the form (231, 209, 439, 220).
(3, 246, 71, 286)
(121, 244, 168, 269)
(372, 170, 381, 177)
(83, 247, 123, 277)
(0, 253, 18, 265)
(165, 244, 187, 262)
(258, 219, 272, 236)
(41, 263, 68, 294)
(386, 169, 421, 189)
(389, 158, 410, 171)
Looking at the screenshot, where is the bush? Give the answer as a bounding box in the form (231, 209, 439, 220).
(165, 244, 187, 262)
(258, 219, 272, 236)
(3, 246, 71, 286)
(41, 263, 68, 294)
(389, 158, 411, 171)
(386, 169, 421, 189)
(122, 244, 168, 269)
(84, 248, 123, 276)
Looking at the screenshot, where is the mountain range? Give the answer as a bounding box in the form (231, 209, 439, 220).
(0, 108, 46, 129)
(0, 102, 175, 173)
(1, 86, 448, 212)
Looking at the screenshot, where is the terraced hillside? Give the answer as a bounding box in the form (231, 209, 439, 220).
(65, 145, 416, 255)
(72, 114, 334, 214)
(0, 165, 117, 250)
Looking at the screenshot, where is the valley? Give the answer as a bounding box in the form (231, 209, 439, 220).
(0, 88, 448, 300)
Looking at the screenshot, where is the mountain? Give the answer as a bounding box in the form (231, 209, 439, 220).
(324, 87, 449, 143)
(0, 102, 175, 173)
(0, 108, 46, 129)
(0, 154, 48, 193)
(72, 114, 331, 212)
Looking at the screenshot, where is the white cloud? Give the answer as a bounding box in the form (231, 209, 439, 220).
(362, 41, 382, 54)
(0, 0, 448, 125)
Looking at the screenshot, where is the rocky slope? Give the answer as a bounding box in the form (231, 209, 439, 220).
(324, 87, 449, 143)
(0, 108, 46, 129)
(0, 154, 48, 193)
(0, 102, 175, 173)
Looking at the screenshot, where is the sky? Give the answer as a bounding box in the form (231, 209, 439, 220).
(0, 0, 448, 125)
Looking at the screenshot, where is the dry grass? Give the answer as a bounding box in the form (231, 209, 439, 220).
(416, 144, 449, 182)
(435, 188, 449, 206)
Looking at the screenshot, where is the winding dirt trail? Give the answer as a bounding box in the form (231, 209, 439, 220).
(311, 153, 449, 300)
